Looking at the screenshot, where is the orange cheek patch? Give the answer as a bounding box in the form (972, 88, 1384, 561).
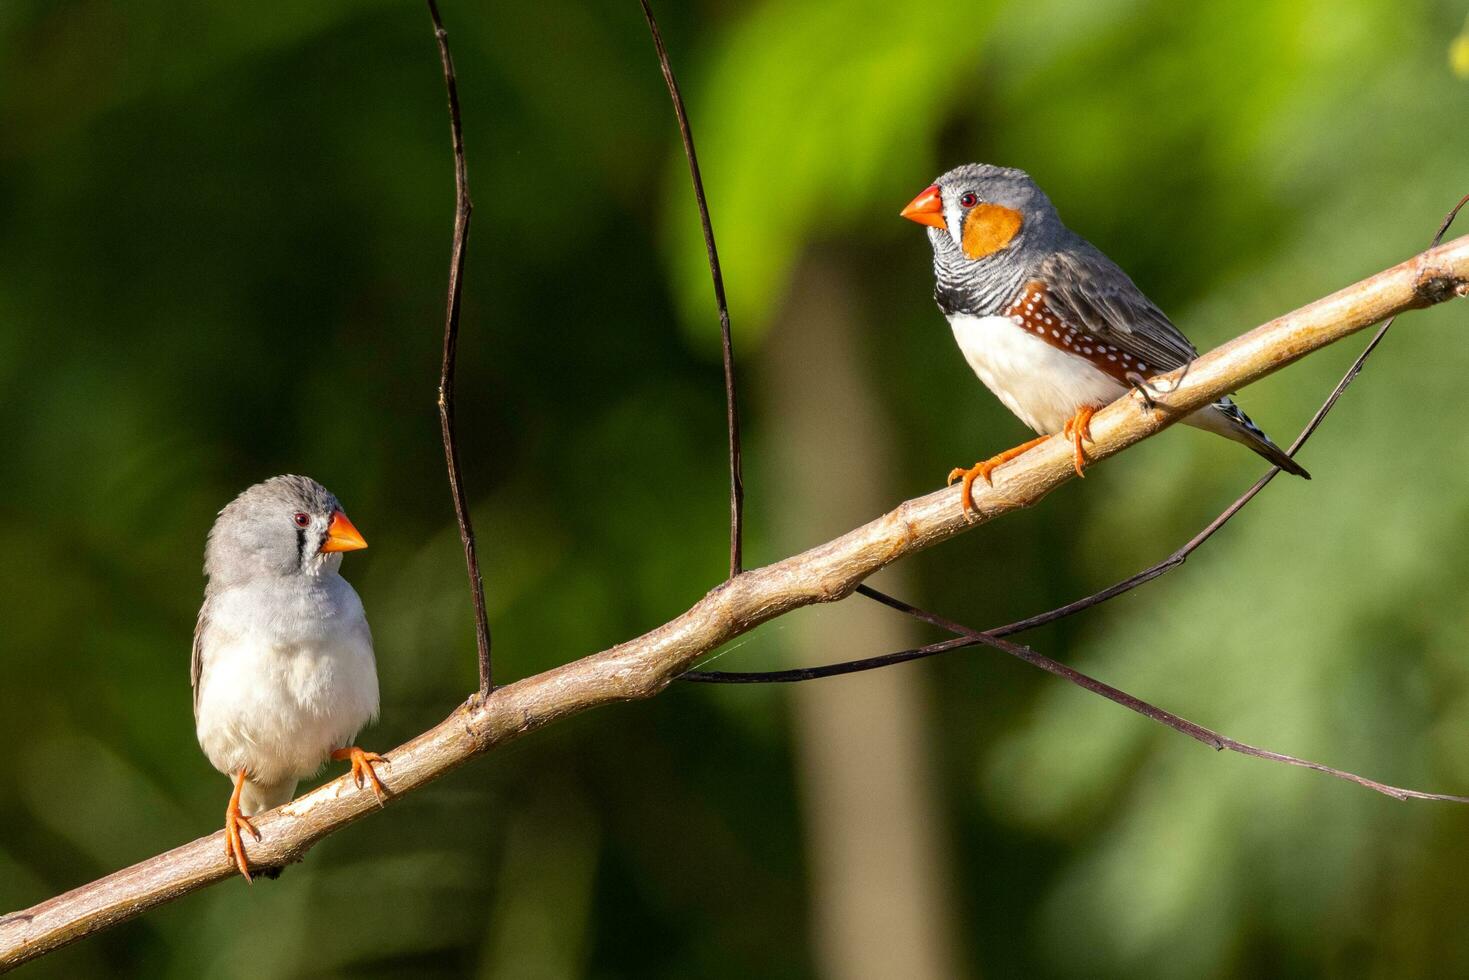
(961, 203, 1023, 260)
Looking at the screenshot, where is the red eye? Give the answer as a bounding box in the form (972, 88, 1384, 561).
(293, 513, 311, 528)
(959, 192, 979, 208)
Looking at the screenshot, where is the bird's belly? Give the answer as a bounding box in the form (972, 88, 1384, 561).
(195, 634, 379, 786)
(949, 314, 1127, 434)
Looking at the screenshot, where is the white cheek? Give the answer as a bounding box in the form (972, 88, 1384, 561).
(945, 200, 965, 249)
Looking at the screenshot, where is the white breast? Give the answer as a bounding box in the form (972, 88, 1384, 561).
(195, 574, 379, 789)
(948, 313, 1127, 434)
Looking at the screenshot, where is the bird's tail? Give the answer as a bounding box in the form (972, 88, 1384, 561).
(1188, 399, 1310, 479)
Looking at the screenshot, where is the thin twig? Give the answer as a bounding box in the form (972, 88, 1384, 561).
(427, 0, 492, 693)
(689, 622, 1469, 803)
(639, 0, 745, 577)
(688, 192, 1469, 683)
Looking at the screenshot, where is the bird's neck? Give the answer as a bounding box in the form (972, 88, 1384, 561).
(301, 552, 344, 579)
(932, 243, 1029, 317)
(207, 561, 342, 596)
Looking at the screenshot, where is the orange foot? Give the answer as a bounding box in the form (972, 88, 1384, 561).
(1062, 405, 1098, 478)
(331, 746, 389, 803)
(225, 768, 261, 882)
(946, 434, 1050, 514)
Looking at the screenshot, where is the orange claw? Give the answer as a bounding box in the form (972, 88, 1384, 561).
(332, 746, 389, 803)
(946, 434, 1050, 514)
(1062, 405, 1098, 478)
(225, 768, 261, 882)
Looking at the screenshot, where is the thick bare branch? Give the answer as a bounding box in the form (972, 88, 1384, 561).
(2, 236, 1466, 971)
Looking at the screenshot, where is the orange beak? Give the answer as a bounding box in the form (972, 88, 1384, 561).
(321, 510, 368, 553)
(900, 184, 947, 230)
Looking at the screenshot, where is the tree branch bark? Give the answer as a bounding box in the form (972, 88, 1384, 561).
(2, 236, 1466, 971)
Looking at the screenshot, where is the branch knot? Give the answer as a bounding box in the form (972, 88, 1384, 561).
(1414, 269, 1466, 305)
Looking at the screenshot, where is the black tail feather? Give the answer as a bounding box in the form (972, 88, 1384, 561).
(1247, 436, 1311, 479)
(1211, 400, 1311, 479)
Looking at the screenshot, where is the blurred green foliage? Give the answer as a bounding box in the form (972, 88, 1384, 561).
(2, 0, 1469, 976)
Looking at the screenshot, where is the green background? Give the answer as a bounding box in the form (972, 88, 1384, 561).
(3, 0, 1469, 976)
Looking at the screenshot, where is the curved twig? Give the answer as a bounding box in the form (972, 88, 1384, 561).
(692, 616, 1469, 803)
(639, 0, 745, 577)
(427, 0, 493, 693)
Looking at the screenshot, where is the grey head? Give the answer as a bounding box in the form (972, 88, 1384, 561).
(901, 163, 1070, 316)
(203, 475, 367, 589)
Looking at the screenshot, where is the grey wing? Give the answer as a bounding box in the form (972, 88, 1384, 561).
(190, 601, 208, 722)
(1039, 243, 1198, 372)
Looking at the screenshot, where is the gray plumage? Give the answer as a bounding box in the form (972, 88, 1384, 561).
(192, 474, 378, 818)
(191, 475, 350, 719)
